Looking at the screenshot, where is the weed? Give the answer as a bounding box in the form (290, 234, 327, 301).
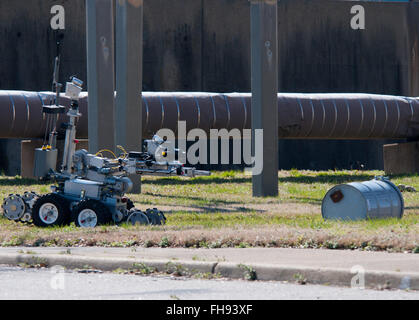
(324, 241, 339, 250)
(293, 273, 307, 285)
(81, 264, 93, 270)
(2, 236, 26, 247)
(113, 268, 127, 274)
(159, 237, 170, 248)
(193, 272, 222, 280)
(144, 240, 154, 248)
(18, 256, 49, 268)
(18, 250, 37, 255)
(132, 262, 155, 275)
(237, 242, 250, 248)
(238, 264, 257, 281)
(198, 240, 209, 248)
(209, 241, 222, 249)
(166, 262, 188, 276)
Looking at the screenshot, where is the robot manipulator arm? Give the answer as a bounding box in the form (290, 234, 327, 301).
(69, 136, 210, 179)
(123, 154, 210, 178)
(133, 161, 210, 178)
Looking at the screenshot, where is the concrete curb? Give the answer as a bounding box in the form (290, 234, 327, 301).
(215, 262, 419, 290)
(0, 253, 417, 291)
(0, 253, 216, 275)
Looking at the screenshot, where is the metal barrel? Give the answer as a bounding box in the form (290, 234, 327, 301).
(321, 177, 404, 221)
(1, 91, 419, 140)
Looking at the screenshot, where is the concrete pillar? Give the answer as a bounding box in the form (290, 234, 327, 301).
(115, 0, 143, 193)
(383, 142, 419, 175)
(21, 140, 43, 179)
(86, 0, 115, 154)
(250, 0, 278, 197)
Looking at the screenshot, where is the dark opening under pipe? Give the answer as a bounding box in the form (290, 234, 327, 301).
(0, 91, 419, 140)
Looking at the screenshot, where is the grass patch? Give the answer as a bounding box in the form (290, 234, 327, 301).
(0, 170, 417, 252)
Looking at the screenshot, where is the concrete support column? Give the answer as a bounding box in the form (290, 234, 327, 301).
(86, 0, 115, 153)
(383, 142, 419, 175)
(250, 0, 279, 197)
(115, 0, 143, 193)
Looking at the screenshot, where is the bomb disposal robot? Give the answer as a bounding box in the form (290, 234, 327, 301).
(2, 77, 210, 228)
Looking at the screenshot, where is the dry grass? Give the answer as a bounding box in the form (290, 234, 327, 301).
(0, 170, 418, 252)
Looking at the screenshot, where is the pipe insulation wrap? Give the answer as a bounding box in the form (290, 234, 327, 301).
(0, 91, 419, 140)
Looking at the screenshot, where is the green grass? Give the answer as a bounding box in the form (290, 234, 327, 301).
(0, 170, 417, 251)
(165, 211, 333, 229)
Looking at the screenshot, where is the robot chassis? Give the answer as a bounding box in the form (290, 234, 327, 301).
(1, 77, 210, 228)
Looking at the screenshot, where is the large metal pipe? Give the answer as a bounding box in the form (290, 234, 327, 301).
(1, 91, 419, 140)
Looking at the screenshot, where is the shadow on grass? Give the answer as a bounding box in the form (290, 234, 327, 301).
(144, 173, 395, 186)
(163, 205, 265, 215)
(278, 174, 378, 185)
(0, 177, 49, 187)
(3, 172, 410, 188)
(389, 173, 419, 179)
(142, 192, 243, 206)
(143, 177, 251, 186)
(288, 196, 322, 205)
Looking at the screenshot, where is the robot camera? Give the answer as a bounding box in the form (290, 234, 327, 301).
(70, 76, 83, 88)
(65, 76, 83, 100)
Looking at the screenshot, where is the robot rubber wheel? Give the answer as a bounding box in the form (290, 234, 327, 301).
(126, 198, 135, 210)
(126, 210, 150, 226)
(72, 199, 113, 228)
(145, 208, 166, 225)
(32, 194, 71, 227)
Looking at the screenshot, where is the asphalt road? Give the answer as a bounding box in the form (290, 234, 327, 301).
(0, 266, 418, 300)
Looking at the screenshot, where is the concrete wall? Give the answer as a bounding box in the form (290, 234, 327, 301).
(0, 0, 86, 91)
(278, 1, 412, 95)
(1, 0, 418, 173)
(2, 0, 416, 94)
